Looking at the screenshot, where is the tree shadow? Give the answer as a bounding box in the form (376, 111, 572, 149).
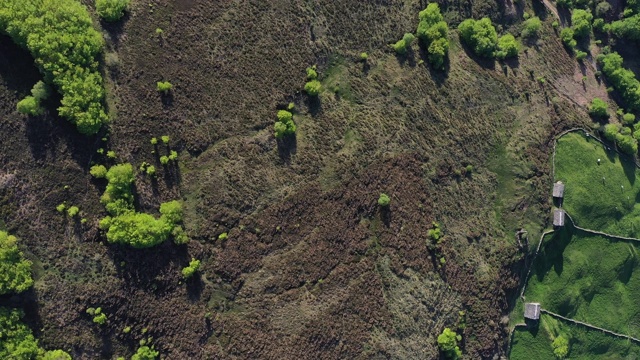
(534, 225, 574, 281)
(306, 95, 322, 117)
(277, 135, 297, 164)
(416, 41, 449, 86)
(99, 13, 129, 48)
(186, 274, 204, 301)
(532, 0, 549, 20)
(459, 43, 496, 70)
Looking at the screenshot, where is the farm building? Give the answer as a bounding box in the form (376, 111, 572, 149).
(524, 303, 541, 320)
(553, 209, 565, 227)
(553, 181, 565, 199)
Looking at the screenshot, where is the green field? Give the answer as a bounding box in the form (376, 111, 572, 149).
(555, 132, 640, 238)
(524, 226, 640, 337)
(511, 314, 640, 360)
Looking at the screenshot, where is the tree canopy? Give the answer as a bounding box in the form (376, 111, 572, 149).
(0, 0, 108, 134)
(0, 231, 33, 295)
(416, 4, 450, 69)
(458, 18, 498, 58)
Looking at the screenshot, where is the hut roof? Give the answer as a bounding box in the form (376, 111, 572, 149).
(553, 209, 565, 227)
(524, 303, 541, 320)
(553, 181, 565, 198)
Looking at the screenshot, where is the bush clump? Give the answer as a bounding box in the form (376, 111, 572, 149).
(0, 0, 108, 134)
(131, 346, 159, 360)
(90, 164, 108, 179)
(495, 33, 519, 59)
(416, 4, 450, 69)
(0, 231, 33, 295)
(522, 16, 542, 38)
(378, 193, 390, 207)
(274, 110, 296, 138)
(157, 81, 172, 93)
(304, 80, 321, 96)
(552, 335, 569, 358)
(589, 98, 608, 118)
(598, 52, 640, 111)
(181, 258, 201, 279)
(97, 164, 187, 248)
(95, 0, 130, 22)
(458, 18, 498, 58)
(16, 81, 50, 116)
(571, 9, 593, 38)
(437, 327, 462, 359)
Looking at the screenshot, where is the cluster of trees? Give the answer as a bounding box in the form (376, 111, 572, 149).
(94, 164, 188, 248)
(437, 327, 462, 359)
(416, 4, 450, 69)
(598, 52, 640, 111)
(603, 123, 638, 154)
(552, 335, 569, 358)
(0, 0, 109, 135)
(131, 346, 159, 360)
(274, 110, 296, 139)
(304, 66, 321, 96)
(0, 232, 71, 359)
(560, 9, 592, 53)
(610, 14, 640, 40)
(96, 0, 130, 22)
(458, 18, 518, 59)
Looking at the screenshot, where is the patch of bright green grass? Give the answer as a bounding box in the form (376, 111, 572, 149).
(524, 226, 640, 338)
(511, 314, 640, 359)
(555, 132, 640, 238)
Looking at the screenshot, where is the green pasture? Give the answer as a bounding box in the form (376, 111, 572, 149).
(555, 132, 640, 238)
(511, 314, 640, 360)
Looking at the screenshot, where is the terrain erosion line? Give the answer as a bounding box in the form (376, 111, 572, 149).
(541, 309, 640, 344)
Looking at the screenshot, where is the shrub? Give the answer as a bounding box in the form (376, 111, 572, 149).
(56, 204, 66, 213)
(42, 350, 72, 360)
(496, 33, 519, 59)
(146, 165, 156, 176)
(623, 113, 636, 125)
(0, 232, 33, 295)
(107, 150, 117, 159)
(403, 32, 415, 46)
(171, 226, 189, 245)
(274, 110, 296, 138)
(458, 18, 498, 58)
(595, 1, 612, 17)
(95, 0, 130, 22)
(378, 193, 390, 207)
(17, 96, 42, 116)
(182, 259, 201, 279)
(392, 39, 407, 54)
(160, 156, 169, 165)
(168, 150, 178, 161)
(428, 222, 442, 242)
(552, 335, 569, 358)
(598, 52, 640, 111)
(593, 18, 606, 32)
(218, 232, 228, 240)
(156, 81, 172, 93)
(360, 52, 368, 61)
(560, 28, 577, 48)
(304, 80, 321, 96)
(90, 165, 108, 178)
(150, 137, 158, 145)
(306, 66, 318, 80)
(0, 0, 108, 134)
(131, 346, 159, 360)
(603, 123, 620, 141)
(67, 206, 79, 217)
(93, 312, 107, 325)
(159, 200, 183, 225)
(589, 98, 608, 118)
(616, 133, 638, 154)
(611, 14, 640, 40)
(437, 328, 462, 359)
(571, 9, 593, 38)
(522, 16, 542, 38)
(161, 135, 170, 144)
(575, 50, 587, 61)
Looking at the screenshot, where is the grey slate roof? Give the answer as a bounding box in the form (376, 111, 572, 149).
(524, 303, 541, 320)
(553, 209, 565, 227)
(553, 181, 565, 198)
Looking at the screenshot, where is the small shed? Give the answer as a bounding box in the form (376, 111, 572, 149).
(553, 181, 565, 199)
(553, 209, 565, 227)
(524, 303, 541, 320)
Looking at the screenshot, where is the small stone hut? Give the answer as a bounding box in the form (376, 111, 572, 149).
(553, 181, 565, 199)
(524, 303, 541, 320)
(553, 209, 565, 227)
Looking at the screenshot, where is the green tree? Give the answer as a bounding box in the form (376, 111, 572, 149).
(552, 335, 569, 358)
(623, 113, 636, 125)
(159, 200, 183, 225)
(603, 123, 620, 141)
(416, 4, 449, 69)
(496, 33, 519, 59)
(458, 18, 498, 58)
(522, 16, 542, 38)
(560, 28, 577, 48)
(274, 109, 296, 138)
(90, 164, 108, 178)
(157, 81, 172, 93)
(392, 39, 408, 54)
(611, 14, 640, 40)
(95, 0, 130, 22)
(41, 349, 72, 359)
(437, 327, 462, 359)
(571, 9, 593, 37)
(131, 346, 159, 360)
(0, 231, 33, 295)
(306, 66, 318, 80)
(378, 193, 390, 207)
(0, 307, 40, 359)
(589, 98, 608, 117)
(16, 96, 42, 115)
(304, 80, 321, 96)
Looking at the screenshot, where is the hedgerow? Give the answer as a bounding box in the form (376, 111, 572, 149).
(0, 0, 108, 135)
(598, 52, 640, 111)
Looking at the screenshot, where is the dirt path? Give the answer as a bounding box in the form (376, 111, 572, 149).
(542, 0, 560, 21)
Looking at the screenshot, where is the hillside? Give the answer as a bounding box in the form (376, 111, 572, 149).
(0, 0, 622, 359)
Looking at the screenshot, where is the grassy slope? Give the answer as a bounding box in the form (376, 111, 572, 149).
(511, 314, 640, 360)
(555, 132, 640, 237)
